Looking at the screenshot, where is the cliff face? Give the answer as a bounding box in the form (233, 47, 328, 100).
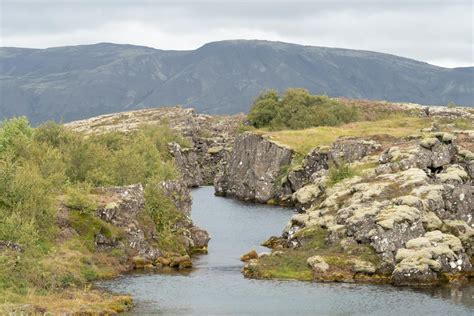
(214, 133, 293, 203)
(66, 106, 245, 188)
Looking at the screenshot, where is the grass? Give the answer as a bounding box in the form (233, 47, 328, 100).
(251, 226, 382, 281)
(326, 163, 357, 187)
(258, 115, 430, 154)
(0, 288, 132, 314)
(68, 211, 122, 252)
(452, 119, 474, 130)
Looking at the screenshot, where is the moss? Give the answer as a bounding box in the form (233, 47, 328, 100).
(248, 224, 384, 283)
(295, 226, 328, 250)
(352, 161, 378, 174)
(251, 251, 313, 281)
(68, 212, 121, 251)
(324, 256, 352, 268)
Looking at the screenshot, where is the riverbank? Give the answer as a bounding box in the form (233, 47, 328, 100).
(100, 187, 474, 315)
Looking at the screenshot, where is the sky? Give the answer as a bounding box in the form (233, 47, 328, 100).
(0, 0, 473, 68)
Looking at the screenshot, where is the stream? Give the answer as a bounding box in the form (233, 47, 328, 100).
(101, 186, 473, 315)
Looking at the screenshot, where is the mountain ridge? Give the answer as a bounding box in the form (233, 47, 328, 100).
(1, 39, 472, 124)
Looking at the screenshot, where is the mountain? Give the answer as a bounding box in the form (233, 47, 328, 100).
(1, 40, 473, 124)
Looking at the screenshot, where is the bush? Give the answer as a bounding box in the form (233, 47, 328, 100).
(64, 183, 97, 214)
(248, 89, 359, 130)
(144, 183, 185, 253)
(0, 117, 33, 158)
(0, 117, 184, 300)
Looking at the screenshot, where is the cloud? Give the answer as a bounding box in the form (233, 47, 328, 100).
(1, 0, 472, 67)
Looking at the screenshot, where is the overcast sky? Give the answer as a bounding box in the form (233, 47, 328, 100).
(1, 0, 472, 68)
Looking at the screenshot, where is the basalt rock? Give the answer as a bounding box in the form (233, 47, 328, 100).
(329, 137, 381, 165)
(214, 133, 293, 203)
(0, 241, 23, 252)
(94, 184, 161, 260)
(169, 143, 203, 187)
(248, 133, 473, 286)
(71, 181, 209, 262)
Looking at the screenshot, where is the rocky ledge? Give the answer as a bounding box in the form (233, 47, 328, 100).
(241, 131, 473, 286)
(58, 181, 209, 272)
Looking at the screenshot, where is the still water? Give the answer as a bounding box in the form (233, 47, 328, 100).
(101, 186, 473, 315)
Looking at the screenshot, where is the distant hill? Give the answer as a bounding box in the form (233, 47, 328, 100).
(1, 40, 472, 124)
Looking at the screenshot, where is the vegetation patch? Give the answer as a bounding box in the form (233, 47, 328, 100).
(326, 163, 358, 187)
(248, 89, 359, 130)
(250, 225, 382, 282)
(259, 115, 430, 155)
(0, 117, 185, 312)
(144, 185, 187, 254)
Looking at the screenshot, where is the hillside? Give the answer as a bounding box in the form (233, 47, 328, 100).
(1, 40, 473, 124)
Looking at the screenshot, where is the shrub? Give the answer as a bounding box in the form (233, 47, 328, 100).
(144, 184, 185, 253)
(64, 183, 97, 214)
(0, 117, 33, 159)
(0, 117, 183, 300)
(248, 89, 359, 130)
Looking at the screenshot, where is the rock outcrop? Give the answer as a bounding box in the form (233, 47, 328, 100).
(66, 106, 245, 188)
(93, 184, 161, 260)
(280, 138, 381, 205)
(244, 132, 473, 286)
(63, 182, 209, 267)
(214, 132, 293, 203)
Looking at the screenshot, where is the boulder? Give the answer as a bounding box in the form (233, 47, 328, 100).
(170, 255, 193, 269)
(307, 255, 329, 272)
(392, 230, 472, 285)
(132, 256, 152, 269)
(240, 250, 259, 262)
(329, 138, 381, 164)
(292, 184, 323, 205)
(189, 226, 211, 252)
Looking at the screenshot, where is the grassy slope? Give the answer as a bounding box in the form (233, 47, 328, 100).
(0, 119, 190, 313)
(259, 115, 431, 154)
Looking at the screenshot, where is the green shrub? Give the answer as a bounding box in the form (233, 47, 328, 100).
(0, 117, 183, 299)
(144, 184, 185, 253)
(248, 89, 359, 130)
(64, 183, 97, 214)
(0, 117, 33, 158)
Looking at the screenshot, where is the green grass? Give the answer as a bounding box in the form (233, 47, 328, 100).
(68, 211, 121, 252)
(326, 163, 357, 187)
(252, 226, 382, 281)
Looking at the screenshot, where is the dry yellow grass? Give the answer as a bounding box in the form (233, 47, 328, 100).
(258, 116, 431, 154)
(0, 288, 132, 314)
